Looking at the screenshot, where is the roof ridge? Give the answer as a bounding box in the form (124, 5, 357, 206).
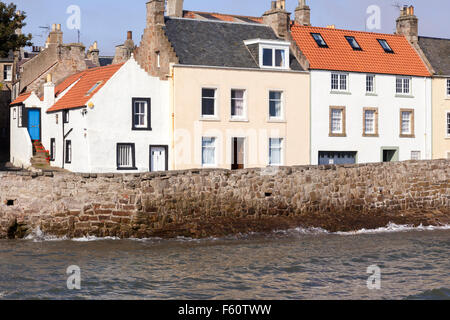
(418, 35, 450, 41)
(292, 24, 406, 38)
(167, 16, 265, 27)
(185, 10, 261, 20)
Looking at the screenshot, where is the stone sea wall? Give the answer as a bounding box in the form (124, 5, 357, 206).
(0, 160, 449, 239)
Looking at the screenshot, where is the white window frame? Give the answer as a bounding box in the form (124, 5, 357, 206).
(244, 39, 290, 70)
(366, 74, 375, 94)
(446, 111, 450, 138)
(331, 72, 349, 92)
(3, 65, 12, 81)
(401, 111, 412, 135)
(269, 138, 284, 166)
(396, 76, 412, 95)
(117, 143, 135, 170)
(133, 100, 148, 129)
(268, 90, 284, 121)
(364, 110, 376, 134)
(201, 137, 217, 167)
(230, 89, 247, 121)
(201, 88, 218, 119)
(411, 151, 421, 160)
(331, 109, 343, 134)
(12, 108, 16, 120)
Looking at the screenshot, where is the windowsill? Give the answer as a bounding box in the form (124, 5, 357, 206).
(230, 118, 249, 122)
(363, 133, 379, 137)
(330, 90, 351, 95)
(365, 92, 378, 96)
(268, 118, 286, 123)
(260, 66, 290, 71)
(329, 133, 347, 137)
(202, 164, 217, 168)
(395, 94, 414, 98)
(399, 134, 415, 138)
(117, 167, 138, 171)
(200, 117, 220, 122)
(132, 127, 152, 131)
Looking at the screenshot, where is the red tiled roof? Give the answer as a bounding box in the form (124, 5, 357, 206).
(10, 92, 31, 105)
(291, 25, 431, 77)
(46, 63, 124, 113)
(183, 10, 262, 24)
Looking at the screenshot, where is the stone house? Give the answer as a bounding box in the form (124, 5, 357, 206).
(290, 4, 432, 165)
(135, 0, 311, 170)
(0, 52, 15, 160)
(10, 56, 170, 172)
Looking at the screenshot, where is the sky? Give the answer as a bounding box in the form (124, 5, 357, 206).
(10, 0, 450, 56)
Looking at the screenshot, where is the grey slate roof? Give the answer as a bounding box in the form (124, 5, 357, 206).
(164, 18, 303, 71)
(418, 36, 450, 76)
(99, 56, 114, 67)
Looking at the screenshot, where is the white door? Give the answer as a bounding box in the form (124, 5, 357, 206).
(151, 147, 166, 172)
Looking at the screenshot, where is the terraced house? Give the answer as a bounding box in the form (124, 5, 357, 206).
(135, 0, 310, 170)
(290, 4, 432, 165)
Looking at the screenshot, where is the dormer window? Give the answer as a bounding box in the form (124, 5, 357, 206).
(311, 33, 328, 48)
(345, 36, 362, 51)
(244, 39, 290, 70)
(378, 39, 394, 53)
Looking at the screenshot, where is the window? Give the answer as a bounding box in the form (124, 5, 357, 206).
(116, 143, 136, 170)
(156, 51, 160, 68)
(50, 138, 56, 161)
(363, 108, 378, 136)
(132, 98, 151, 130)
(86, 81, 102, 96)
(231, 89, 246, 119)
(447, 79, 450, 96)
(269, 91, 283, 119)
(366, 75, 375, 93)
(331, 73, 348, 91)
(400, 109, 414, 137)
(311, 33, 328, 48)
(65, 140, 72, 164)
(18, 106, 26, 127)
(262, 48, 287, 68)
(12, 108, 16, 120)
(446, 112, 450, 137)
(202, 137, 216, 166)
(329, 106, 346, 137)
(63, 110, 69, 123)
(378, 39, 394, 53)
(3, 65, 12, 81)
(411, 151, 421, 160)
(345, 36, 362, 50)
(269, 138, 283, 166)
(396, 77, 411, 95)
(201, 88, 217, 117)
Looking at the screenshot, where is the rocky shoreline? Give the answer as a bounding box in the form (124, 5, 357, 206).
(1, 160, 449, 240)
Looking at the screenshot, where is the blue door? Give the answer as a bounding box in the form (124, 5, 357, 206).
(27, 109, 41, 141)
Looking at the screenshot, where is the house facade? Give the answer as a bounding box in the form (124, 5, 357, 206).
(290, 8, 432, 165)
(135, 0, 311, 170)
(417, 37, 450, 159)
(0, 53, 15, 160)
(10, 57, 170, 173)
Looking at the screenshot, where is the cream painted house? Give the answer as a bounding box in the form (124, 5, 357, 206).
(136, 1, 310, 170)
(417, 37, 450, 159)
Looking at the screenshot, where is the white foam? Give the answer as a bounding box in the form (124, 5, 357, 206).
(334, 223, 450, 235)
(71, 236, 121, 242)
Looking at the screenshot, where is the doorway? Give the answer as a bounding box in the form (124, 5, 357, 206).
(231, 137, 245, 170)
(150, 145, 168, 172)
(381, 147, 399, 162)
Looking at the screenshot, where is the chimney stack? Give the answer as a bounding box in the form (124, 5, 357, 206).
(295, 0, 311, 26)
(167, 0, 184, 17)
(263, 0, 291, 39)
(87, 41, 100, 67)
(44, 73, 55, 108)
(396, 5, 418, 43)
(146, 0, 165, 26)
(48, 23, 63, 45)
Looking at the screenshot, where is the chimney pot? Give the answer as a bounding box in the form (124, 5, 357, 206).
(52, 24, 56, 31)
(127, 31, 132, 40)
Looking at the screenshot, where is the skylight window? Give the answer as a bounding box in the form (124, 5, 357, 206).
(377, 39, 394, 53)
(311, 33, 328, 48)
(86, 81, 102, 96)
(345, 36, 362, 51)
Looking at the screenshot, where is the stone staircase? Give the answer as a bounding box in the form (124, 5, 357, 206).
(31, 140, 50, 169)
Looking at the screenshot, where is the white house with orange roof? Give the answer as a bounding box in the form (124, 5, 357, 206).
(291, 4, 432, 165)
(10, 56, 170, 172)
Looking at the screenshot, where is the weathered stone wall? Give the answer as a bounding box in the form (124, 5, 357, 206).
(0, 160, 449, 239)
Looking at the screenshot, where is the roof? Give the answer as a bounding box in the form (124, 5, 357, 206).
(183, 11, 262, 24)
(164, 17, 303, 70)
(291, 25, 431, 77)
(46, 63, 124, 113)
(418, 36, 450, 76)
(99, 56, 114, 67)
(10, 92, 31, 105)
(0, 51, 14, 62)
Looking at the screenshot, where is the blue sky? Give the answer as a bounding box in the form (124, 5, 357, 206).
(12, 0, 450, 56)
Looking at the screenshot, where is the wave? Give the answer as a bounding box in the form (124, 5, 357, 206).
(334, 223, 450, 236)
(406, 287, 450, 300)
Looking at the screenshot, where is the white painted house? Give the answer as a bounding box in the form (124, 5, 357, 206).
(291, 25, 432, 165)
(10, 56, 170, 173)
